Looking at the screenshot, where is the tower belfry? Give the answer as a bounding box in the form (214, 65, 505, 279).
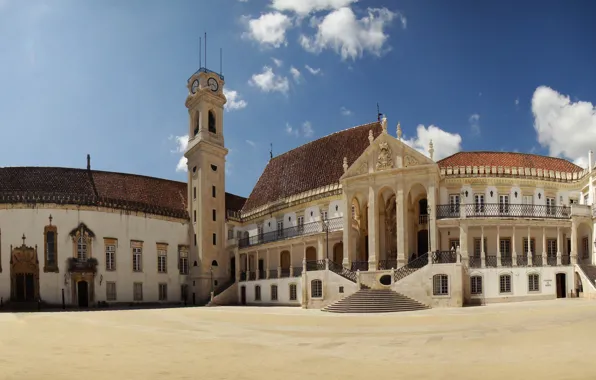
(184, 33, 228, 301)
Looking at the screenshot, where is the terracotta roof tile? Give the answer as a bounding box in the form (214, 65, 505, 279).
(242, 122, 382, 212)
(437, 151, 583, 173)
(0, 167, 245, 220)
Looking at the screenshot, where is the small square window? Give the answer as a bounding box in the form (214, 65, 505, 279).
(339, 286, 344, 293)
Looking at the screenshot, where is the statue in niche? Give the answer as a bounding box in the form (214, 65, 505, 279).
(376, 142, 393, 170)
(404, 155, 419, 167)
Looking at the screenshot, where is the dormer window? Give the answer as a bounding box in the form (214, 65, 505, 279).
(208, 110, 216, 134)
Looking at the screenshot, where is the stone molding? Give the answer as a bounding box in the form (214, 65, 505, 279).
(440, 165, 588, 183)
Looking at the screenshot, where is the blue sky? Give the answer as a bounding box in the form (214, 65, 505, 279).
(1, 0, 596, 198)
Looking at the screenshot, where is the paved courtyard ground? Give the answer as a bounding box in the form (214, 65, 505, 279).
(1, 299, 595, 380)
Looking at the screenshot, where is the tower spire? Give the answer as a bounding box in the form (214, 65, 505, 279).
(270, 143, 273, 160)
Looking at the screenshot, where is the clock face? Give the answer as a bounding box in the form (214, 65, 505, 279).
(191, 79, 199, 94)
(208, 77, 219, 92)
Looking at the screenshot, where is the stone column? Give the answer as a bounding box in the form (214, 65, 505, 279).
(556, 227, 562, 265)
(277, 248, 282, 279)
(256, 251, 260, 279)
(542, 227, 547, 266)
(234, 247, 240, 282)
(459, 223, 468, 265)
(342, 189, 352, 268)
(317, 236, 324, 261)
(428, 182, 437, 252)
(396, 183, 406, 266)
(367, 185, 379, 271)
(266, 249, 270, 279)
(571, 219, 578, 264)
(481, 226, 486, 268)
(512, 226, 517, 266)
(497, 225, 501, 266)
(527, 226, 532, 266)
(289, 244, 294, 277)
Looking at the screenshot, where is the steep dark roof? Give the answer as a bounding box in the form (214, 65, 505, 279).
(0, 166, 245, 220)
(242, 121, 382, 212)
(438, 151, 583, 173)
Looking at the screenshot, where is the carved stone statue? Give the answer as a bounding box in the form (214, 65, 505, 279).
(404, 155, 419, 167)
(376, 142, 393, 170)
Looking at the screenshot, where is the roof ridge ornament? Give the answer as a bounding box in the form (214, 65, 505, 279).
(381, 115, 387, 134)
(429, 140, 434, 160)
(397, 122, 402, 140)
(368, 130, 374, 145)
(343, 157, 348, 173)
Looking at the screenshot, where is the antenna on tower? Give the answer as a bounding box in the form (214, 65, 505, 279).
(204, 32, 207, 68)
(377, 103, 383, 122)
(199, 37, 202, 67)
(270, 143, 273, 160)
(220, 48, 223, 75)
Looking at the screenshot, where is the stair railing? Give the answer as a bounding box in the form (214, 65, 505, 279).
(328, 261, 357, 283)
(393, 252, 429, 283)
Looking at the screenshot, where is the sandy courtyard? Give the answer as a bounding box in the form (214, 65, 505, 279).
(1, 299, 595, 380)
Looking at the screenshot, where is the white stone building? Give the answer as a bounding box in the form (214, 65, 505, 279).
(2, 64, 596, 311)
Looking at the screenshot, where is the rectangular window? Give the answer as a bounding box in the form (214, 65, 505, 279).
(77, 237, 88, 260)
(212, 185, 216, 198)
(257, 225, 263, 240)
(212, 209, 216, 221)
(212, 233, 217, 245)
(474, 194, 485, 213)
(133, 282, 143, 301)
(271, 285, 278, 301)
(311, 280, 323, 298)
(584, 194, 589, 205)
(500, 238, 511, 256)
(105, 244, 116, 271)
(106, 282, 117, 301)
(289, 284, 297, 301)
(180, 284, 188, 301)
(46, 231, 56, 266)
(471, 276, 483, 295)
(499, 275, 511, 293)
(179, 247, 189, 275)
(322, 210, 328, 220)
(157, 249, 167, 273)
(499, 195, 510, 214)
(132, 247, 143, 272)
(449, 239, 459, 250)
(158, 283, 168, 301)
(193, 186, 196, 199)
(546, 197, 556, 215)
(194, 234, 197, 247)
(473, 238, 487, 258)
(255, 285, 261, 301)
(528, 274, 540, 292)
(522, 195, 533, 205)
(227, 229, 234, 240)
(547, 239, 557, 257)
(582, 237, 589, 259)
(433, 275, 449, 295)
(194, 210, 196, 223)
(523, 238, 536, 254)
(449, 195, 460, 213)
(277, 220, 283, 237)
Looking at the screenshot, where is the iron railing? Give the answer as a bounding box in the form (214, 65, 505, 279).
(328, 261, 358, 283)
(306, 260, 326, 271)
(436, 204, 460, 219)
(501, 256, 513, 267)
(280, 268, 290, 278)
(238, 218, 342, 248)
(532, 256, 543, 267)
(378, 260, 398, 270)
(188, 67, 224, 82)
(293, 267, 303, 277)
(66, 257, 98, 273)
(248, 271, 256, 281)
(268, 269, 278, 279)
(351, 261, 368, 272)
(516, 255, 528, 266)
(240, 272, 246, 281)
(486, 255, 497, 267)
(469, 256, 481, 268)
(432, 251, 457, 264)
(393, 253, 428, 283)
(419, 214, 428, 224)
(562, 255, 570, 265)
(547, 256, 557, 266)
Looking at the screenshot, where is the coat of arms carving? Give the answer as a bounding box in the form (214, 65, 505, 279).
(376, 142, 393, 170)
(357, 161, 368, 175)
(404, 155, 419, 167)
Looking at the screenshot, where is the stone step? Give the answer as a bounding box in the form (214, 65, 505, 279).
(322, 289, 429, 313)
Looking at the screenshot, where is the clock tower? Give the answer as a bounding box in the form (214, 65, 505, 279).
(184, 66, 228, 302)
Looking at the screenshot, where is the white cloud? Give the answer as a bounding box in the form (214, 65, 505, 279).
(305, 64, 321, 75)
(239, 0, 248, 2)
(169, 135, 189, 172)
(403, 125, 462, 160)
(478, 92, 482, 97)
(249, 66, 290, 94)
(299, 7, 398, 60)
(243, 12, 292, 48)
(246, 139, 256, 147)
(286, 121, 314, 137)
(289, 66, 301, 82)
(340, 106, 352, 116)
(515, 98, 519, 106)
(468, 113, 480, 135)
(532, 86, 596, 166)
(272, 57, 283, 67)
(271, 0, 357, 16)
(223, 89, 248, 111)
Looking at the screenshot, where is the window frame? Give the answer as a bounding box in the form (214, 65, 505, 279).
(44, 223, 59, 272)
(499, 274, 512, 294)
(158, 283, 168, 301)
(178, 247, 189, 275)
(105, 243, 116, 271)
(271, 284, 278, 301)
(255, 285, 261, 301)
(470, 275, 483, 295)
(311, 279, 323, 298)
(106, 281, 117, 301)
(132, 245, 143, 272)
(433, 274, 449, 296)
(157, 248, 167, 273)
(528, 273, 540, 292)
(289, 284, 297, 301)
(133, 282, 143, 301)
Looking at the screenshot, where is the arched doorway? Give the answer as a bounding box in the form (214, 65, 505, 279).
(407, 183, 428, 257)
(240, 286, 246, 305)
(305, 246, 317, 262)
(77, 281, 89, 307)
(333, 242, 343, 264)
(10, 239, 40, 302)
(280, 250, 291, 276)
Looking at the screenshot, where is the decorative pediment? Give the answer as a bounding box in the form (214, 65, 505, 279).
(404, 154, 420, 167)
(69, 223, 95, 240)
(376, 142, 394, 171)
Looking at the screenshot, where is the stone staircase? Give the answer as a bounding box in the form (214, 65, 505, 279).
(322, 289, 429, 313)
(578, 264, 596, 287)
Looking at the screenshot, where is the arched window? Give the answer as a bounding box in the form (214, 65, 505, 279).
(194, 113, 199, 136)
(470, 275, 483, 295)
(44, 219, 58, 272)
(528, 273, 540, 292)
(433, 274, 449, 295)
(311, 279, 322, 298)
(499, 274, 512, 293)
(271, 284, 278, 301)
(255, 285, 261, 301)
(208, 110, 216, 134)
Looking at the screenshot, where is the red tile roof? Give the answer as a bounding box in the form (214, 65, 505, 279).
(437, 151, 583, 173)
(0, 167, 245, 219)
(242, 122, 382, 212)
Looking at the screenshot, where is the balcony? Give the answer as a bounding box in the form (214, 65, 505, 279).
(66, 257, 98, 273)
(238, 217, 342, 249)
(436, 203, 570, 220)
